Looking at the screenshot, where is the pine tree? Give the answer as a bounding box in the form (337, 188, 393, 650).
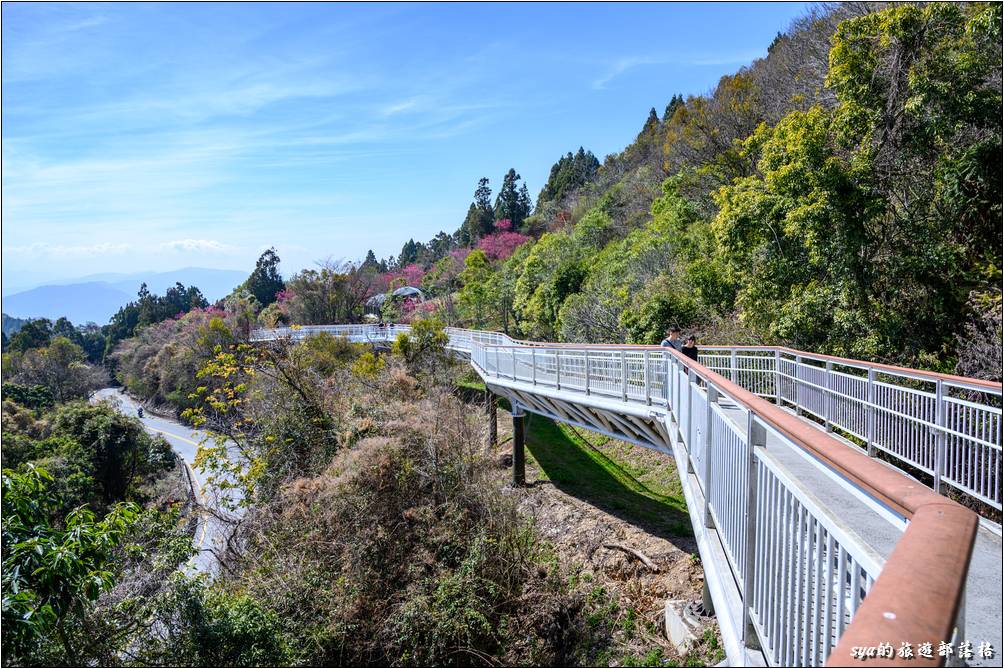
(643, 107, 660, 133)
(245, 248, 285, 307)
(397, 239, 419, 267)
(474, 177, 494, 237)
(518, 183, 533, 224)
(664, 94, 683, 122)
(494, 168, 531, 229)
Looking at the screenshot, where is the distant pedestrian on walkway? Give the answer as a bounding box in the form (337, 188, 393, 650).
(661, 327, 683, 351)
(681, 336, 699, 362)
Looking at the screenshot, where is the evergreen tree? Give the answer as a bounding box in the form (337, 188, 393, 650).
(537, 148, 600, 207)
(643, 107, 660, 133)
(459, 177, 496, 245)
(362, 250, 378, 269)
(518, 183, 533, 224)
(474, 177, 495, 238)
(246, 248, 285, 308)
(7, 318, 53, 352)
(397, 239, 419, 267)
(663, 94, 683, 122)
(459, 203, 480, 246)
(494, 169, 531, 229)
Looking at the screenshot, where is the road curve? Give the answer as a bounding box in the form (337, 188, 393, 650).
(91, 388, 235, 574)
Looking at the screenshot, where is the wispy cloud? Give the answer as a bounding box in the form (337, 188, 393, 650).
(161, 239, 241, 254)
(593, 56, 670, 90)
(4, 242, 133, 258)
(592, 50, 765, 89)
(3, 239, 243, 259)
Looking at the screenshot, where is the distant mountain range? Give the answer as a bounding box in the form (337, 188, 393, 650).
(1, 267, 247, 325)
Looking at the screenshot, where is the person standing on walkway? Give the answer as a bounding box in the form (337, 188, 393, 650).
(661, 327, 683, 350)
(681, 335, 699, 362)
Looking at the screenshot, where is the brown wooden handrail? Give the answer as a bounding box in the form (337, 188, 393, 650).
(487, 338, 980, 665)
(662, 347, 979, 667)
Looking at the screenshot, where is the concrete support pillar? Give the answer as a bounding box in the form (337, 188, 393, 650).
(701, 581, 715, 616)
(487, 391, 498, 449)
(512, 404, 526, 487)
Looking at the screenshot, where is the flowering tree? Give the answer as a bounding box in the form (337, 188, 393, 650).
(477, 221, 531, 261)
(384, 263, 426, 289)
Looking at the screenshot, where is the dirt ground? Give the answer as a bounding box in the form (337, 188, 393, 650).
(491, 409, 720, 666)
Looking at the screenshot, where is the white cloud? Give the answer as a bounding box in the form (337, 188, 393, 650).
(592, 50, 765, 90)
(3, 242, 132, 257)
(161, 239, 241, 254)
(593, 56, 667, 90)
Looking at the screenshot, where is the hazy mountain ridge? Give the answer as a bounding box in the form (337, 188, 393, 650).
(1, 267, 246, 324)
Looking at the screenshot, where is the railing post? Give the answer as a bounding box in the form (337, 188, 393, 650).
(531, 347, 537, 386)
(731, 349, 738, 384)
(825, 360, 833, 432)
(585, 349, 591, 395)
(684, 362, 694, 473)
(742, 412, 766, 650)
(866, 368, 877, 457)
(620, 350, 628, 401)
(664, 352, 671, 409)
(511, 347, 516, 381)
(794, 354, 803, 415)
(644, 350, 651, 405)
(495, 347, 500, 377)
(774, 350, 781, 405)
(687, 366, 696, 453)
(673, 355, 680, 418)
(934, 379, 945, 495)
(556, 350, 562, 390)
(704, 386, 718, 529)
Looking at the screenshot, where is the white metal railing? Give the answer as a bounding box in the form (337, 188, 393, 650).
(699, 346, 1003, 511)
(249, 326, 1003, 511)
(472, 340, 887, 665)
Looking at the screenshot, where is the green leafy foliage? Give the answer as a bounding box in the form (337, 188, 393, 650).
(103, 282, 208, 360)
(1, 465, 139, 665)
(1, 383, 54, 410)
(438, 2, 1000, 372)
(2, 336, 108, 403)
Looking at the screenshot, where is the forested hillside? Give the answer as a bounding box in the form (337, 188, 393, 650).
(329, 2, 999, 379)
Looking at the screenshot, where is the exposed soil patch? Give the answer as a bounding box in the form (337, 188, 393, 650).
(489, 406, 720, 666)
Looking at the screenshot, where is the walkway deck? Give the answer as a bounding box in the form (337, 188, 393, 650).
(718, 401, 1003, 667)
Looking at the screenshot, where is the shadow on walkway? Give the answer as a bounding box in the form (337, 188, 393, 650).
(523, 413, 694, 545)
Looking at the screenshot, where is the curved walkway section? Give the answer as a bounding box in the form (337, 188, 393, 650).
(251, 324, 1001, 667)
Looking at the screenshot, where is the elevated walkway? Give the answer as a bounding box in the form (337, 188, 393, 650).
(251, 324, 1002, 667)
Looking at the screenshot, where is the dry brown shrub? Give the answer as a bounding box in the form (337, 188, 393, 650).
(219, 375, 604, 666)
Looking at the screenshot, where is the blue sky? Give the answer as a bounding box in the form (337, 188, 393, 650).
(2, 2, 809, 290)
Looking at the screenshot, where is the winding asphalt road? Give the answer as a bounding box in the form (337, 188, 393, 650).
(91, 388, 234, 574)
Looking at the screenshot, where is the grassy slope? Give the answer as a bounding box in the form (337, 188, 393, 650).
(523, 414, 691, 538)
(457, 376, 690, 537)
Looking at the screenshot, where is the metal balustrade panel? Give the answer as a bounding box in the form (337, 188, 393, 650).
(706, 405, 749, 581)
(827, 370, 868, 440)
(944, 395, 1003, 507)
(872, 382, 939, 474)
(750, 453, 881, 667)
